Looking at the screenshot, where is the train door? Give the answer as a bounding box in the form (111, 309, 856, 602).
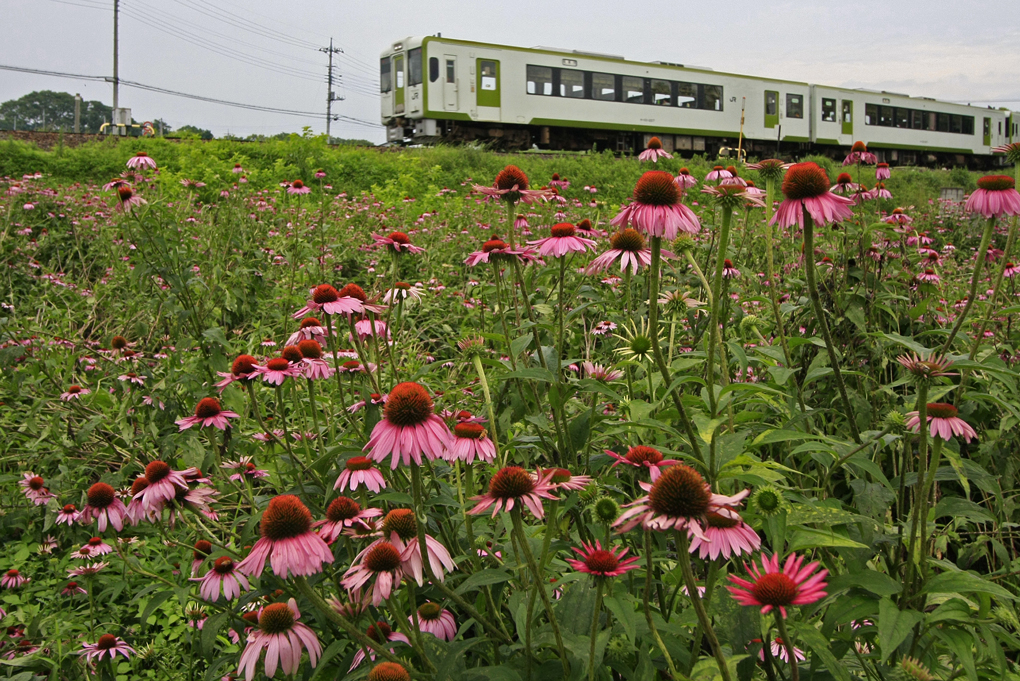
(841, 100, 853, 136)
(983, 117, 991, 147)
(476, 58, 500, 120)
(393, 54, 405, 114)
(444, 55, 458, 111)
(764, 91, 778, 129)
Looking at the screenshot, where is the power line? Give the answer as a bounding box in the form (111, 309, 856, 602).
(170, 0, 320, 51)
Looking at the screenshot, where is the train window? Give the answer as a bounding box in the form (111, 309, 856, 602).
(408, 48, 423, 86)
(380, 58, 391, 93)
(927, 112, 936, 131)
(786, 94, 803, 119)
(429, 57, 439, 83)
(963, 117, 974, 135)
(865, 104, 877, 125)
(984, 118, 991, 136)
(651, 80, 672, 106)
(878, 106, 894, 126)
(842, 101, 852, 123)
(910, 110, 924, 129)
(592, 73, 616, 101)
(446, 60, 455, 83)
(678, 82, 698, 108)
(559, 69, 585, 98)
(479, 61, 497, 91)
(937, 113, 949, 132)
(949, 115, 962, 134)
(821, 98, 836, 122)
(395, 58, 404, 89)
(527, 66, 553, 96)
(703, 85, 723, 111)
(623, 77, 645, 104)
(895, 108, 909, 128)
(999, 121, 1003, 135)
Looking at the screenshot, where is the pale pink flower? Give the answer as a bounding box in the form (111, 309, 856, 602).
(80, 634, 135, 662)
(60, 384, 90, 401)
(770, 162, 854, 230)
(905, 402, 977, 442)
(314, 497, 383, 544)
(469, 467, 559, 518)
(334, 456, 387, 493)
(363, 382, 451, 469)
(528, 222, 597, 257)
(175, 397, 239, 431)
(238, 599, 320, 681)
(126, 152, 157, 170)
(194, 556, 249, 602)
(236, 495, 334, 579)
(965, 175, 1020, 219)
(612, 171, 701, 239)
(444, 422, 496, 464)
(412, 603, 457, 641)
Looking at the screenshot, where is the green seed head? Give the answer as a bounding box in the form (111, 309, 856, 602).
(591, 497, 621, 524)
(751, 485, 788, 518)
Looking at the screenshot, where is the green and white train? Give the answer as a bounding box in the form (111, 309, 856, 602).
(380, 35, 1018, 165)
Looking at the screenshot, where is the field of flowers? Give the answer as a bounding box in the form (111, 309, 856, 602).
(2, 135, 1020, 681)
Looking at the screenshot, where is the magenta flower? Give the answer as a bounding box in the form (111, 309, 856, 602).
(528, 222, 597, 257)
(412, 602, 457, 641)
(549, 173, 570, 189)
(238, 599, 321, 681)
(581, 361, 624, 382)
(175, 397, 239, 431)
(612, 170, 701, 239)
(292, 283, 382, 319)
(464, 235, 541, 267)
(80, 634, 135, 662)
(469, 467, 558, 519)
(586, 228, 669, 275)
(762, 637, 806, 663)
(56, 504, 79, 525)
(314, 496, 382, 544)
(1, 570, 28, 588)
(566, 540, 640, 578)
(252, 356, 302, 385)
(444, 421, 496, 464)
(705, 166, 733, 181)
(136, 461, 188, 515)
(472, 165, 552, 205)
(62, 581, 87, 596)
(379, 509, 456, 585)
(80, 482, 130, 532)
(542, 468, 592, 492)
(688, 510, 761, 560)
(675, 168, 698, 189)
(605, 445, 678, 481)
(965, 175, 1020, 219)
(770, 162, 854, 230)
(876, 162, 891, 180)
(342, 541, 404, 606)
(842, 142, 877, 166)
(114, 185, 147, 211)
(372, 231, 425, 254)
(349, 621, 410, 670)
(364, 382, 451, 469)
(286, 317, 327, 346)
(236, 495, 334, 579)
(126, 151, 157, 170)
(286, 179, 311, 195)
(60, 384, 90, 401)
(638, 137, 672, 162)
(727, 552, 829, 617)
(722, 259, 741, 279)
(222, 457, 270, 481)
(81, 537, 113, 556)
(905, 402, 977, 442)
(214, 354, 259, 392)
(19, 473, 54, 505)
(334, 456, 387, 493)
(193, 556, 249, 602)
(868, 182, 892, 200)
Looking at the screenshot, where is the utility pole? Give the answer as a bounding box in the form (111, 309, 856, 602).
(112, 0, 120, 134)
(320, 38, 343, 139)
(74, 93, 81, 134)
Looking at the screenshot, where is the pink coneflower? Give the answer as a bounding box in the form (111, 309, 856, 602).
(80, 634, 136, 662)
(916, 268, 940, 284)
(364, 382, 451, 469)
(80, 482, 129, 532)
(236, 495, 334, 578)
(469, 467, 558, 518)
(638, 136, 672, 162)
(82, 537, 113, 556)
(232, 163, 244, 174)
(342, 540, 405, 605)
(117, 371, 144, 386)
(222, 458, 270, 481)
(549, 173, 570, 189)
(72, 545, 96, 560)
(214, 354, 259, 392)
(675, 167, 698, 190)
(592, 320, 617, 336)
(445, 421, 496, 464)
(472, 165, 552, 205)
(905, 402, 977, 442)
(60, 384, 90, 401)
(464, 235, 541, 267)
(56, 504, 79, 525)
(965, 175, 1020, 219)
(881, 207, 912, 225)
(896, 353, 955, 381)
(286, 317, 328, 346)
(137, 460, 188, 514)
(611, 170, 701, 239)
(293, 283, 379, 319)
(581, 361, 623, 382)
(528, 222, 596, 257)
(61, 581, 87, 596)
(353, 317, 389, 341)
(566, 540, 640, 578)
(125, 476, 153, 524)
(829, 172, 861, 196)
(180, 178, 206, 189)
(688, 509, 761, 560)
(103, 177, 129, 191)
(176, 397, 239, 431)
(605, 445, 678, 481)
(379, 508, 456, 584)
(296, 340, 334, 380)
(1, 570, 28, 588)
(286, 179, 311, 195)
(126, 151, 157, 170)
(238, 599, 321, 681)
(252, 356, 302, 385)
(753, 637, 806, 663)
(383, 281, 425, 305)
(843, 141, 877, 166)
(372, 231, 425, 254)
(543, 468, 592, 492)
(722, 259, 741, 279)
(114, 185, 147, 211)
(349, 622, 410, 670)
(771, 162, 854, 230)
(19, 473, 54, 505)
(868, 182, 892, 200)
(68, 561, 109, 577)
(727, 552, 828, 617)
(1004, 262, 1020, 278)
(585, 228, 667, 275)
(194, 556, 249, 602)
(412, 602, 457, 641)
(706, 166, 733, 182)
(875, 162, 891, 180)
(192, 539, 213, 575)
(314, 497, 382, 544)
(613, 465, 749, 540)
(334, 456, 387, 493)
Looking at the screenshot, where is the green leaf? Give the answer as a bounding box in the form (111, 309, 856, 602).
(510, 334, 532, 357)
(932, 497, 995, 524)
(692, 412, 726, 444)
(201, 611, 228, 658)
(500, 367, 554, 383)
(454, 568, 512, 596)
(140, 590, 175, 625)
(878, 598, 923, 662)
(789, 621, 851, 681)
(603, 595, 636, 643)
(464, 665, 523, 681)
(751, 429, 827, 446)
(827, 571, 902, 597)
(787, 527, 868, 551)
(922, 570, 1017, 600)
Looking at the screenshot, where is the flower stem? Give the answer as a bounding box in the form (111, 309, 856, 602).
(642, 529, 682, 679)
(940, 216, 996, 354)
(705, 205, 733, 418)
(904, 385, 928, 593)
(675, 531, 731, 681)
(774, 612, 799, 681)
(472, 354, 502, 465)
(589, 579, 604, 681)
(917, 435, 945, 579)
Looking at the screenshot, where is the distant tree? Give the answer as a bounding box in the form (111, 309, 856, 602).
(0, 91, 113, 133)
(169, 125, 214, 140)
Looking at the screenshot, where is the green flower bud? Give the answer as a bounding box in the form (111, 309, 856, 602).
(751, 485, 788, 518)
(590, 496, 621, 524)
(671, 234, 696, 253)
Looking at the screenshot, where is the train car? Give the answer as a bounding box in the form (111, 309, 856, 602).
(380, 35, 1013, 166)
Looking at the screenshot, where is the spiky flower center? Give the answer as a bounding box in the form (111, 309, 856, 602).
(629, 335, 652, 355)
(454, 422, 485, 439)
(368, 662, 412, 681)
(724, 259, 735, 268)
(610, 228, 645, 252)
(145, 461, 171, 483)
(117, 186, 134, 201)
(67, 581, 79, 589)
(634, 171, 680, 206)
(593, 497, 620, 522)
(312, 284, 340, 304)
(326, 496, 361, 522)
(6, 569, 19, 577)
(584, 549, 620, 574)
(62, 504, 76, 514)
(96, 634, 119, 650)
(364, 542, 402, 573)
(260, 495, 312, 541)
(925, 402, 958, 419)
(782, 163, 830, 200)
(418, 602, 442, 620)
(338, 283, 368, 301)
(706, 511, 739, 529)
(726, 166, 738, 177)
(343, 360, 361, 370)
(550, 469, 573, 484)
(194, 398, 222, 418)
(679, 167, 691, 175)
(131, 477, 149, 496)
(877, 162, 889, 169)
(365, 621, 393, 642)
(576, 218, 592, 231)
(298, 340, 322, 359)
(258, 602, 295, 634)
(299, 317, 321, 329)
(851, 141, 867, 152)
(977, 175, 1016, 191)
(27, 476, 44, 491)
(193, 540, 212, 557)
(111, 336, 128, 350)
(67, 385, 82, 394)
(281, 345, 303, 362)
(647, 136, 662, 150)
(346, 456, 374, 471)
(751, 572, 798, 606)
(213, 556, 234, 574)
(836, 173, 852, 185)
(232, 354, 257, 375)
(495, 165, 529, 191)
(647, 465, 711, 518)
(292, 180, 305, 190)
(482, 237, 508, 252)
(266, 358, 291, 371)
(387, 231, 410, 245)
(551, 173, 561, 181)
(489, 466, 536, 499)
(395, 282, 411, 290)
(384, 382, 433, 427)
(88, 537, 105, 547)
(550, 223, 576, 238)
(382, 509, 417, 541)
(87, 482, 116, 509)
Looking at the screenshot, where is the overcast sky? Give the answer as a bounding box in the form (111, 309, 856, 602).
(4, 0, 1020, 142)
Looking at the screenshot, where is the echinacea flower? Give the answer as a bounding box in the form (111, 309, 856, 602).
(62, 581, 87, 596)
(688, 509, 761, 560)
(875, 162, 891, 180)
(464, 235, 541, 267)
(293, 283, 380, 319)
(1, 570, 28, 588)
(543, 468, 592, 491)
(286, 179, 311, 195)
(1005, 262, 1020, 278)
(286, 317, 327, 347)
(771, 162, 854, 230)
(372, 231, 425, 254)
(364, 382, 451, 469)
(194, 556, 249, 602)
(238, 599, 320, 681)
(611, 170, 700, 239)
(314, 497, 382, 544)
(136, 461, 188, 514)
(469, 467, 558, 519)
(755, 637, 805, 663)
(882, 207, 913, 225)
(528, 222, 596, 258)
(916, 269, 940, 284)
(80, 634, 136, 662)
(214, 354, 260, 392)
(334, 456, 387, 493)
(829, 172, 861, 196)
(379, 508, 456, 585)
(706, 166, 733, 181)
(992, 142, 1020, 165)
(341, 541, 405, 606)
(896, 353, 955, 382)
(176, 397, 240, 431)
(411, 602, 457, 641)
(60, 384, 90, 401)
(566, 540, 640, 578)
(56, 504, 79, 525)
(722, 259, 741, 279)
(444, 421, 496, 464)
(383, 282, 425, 305)
(868, 182, 892, 200)
(906, 402, 977, 442)
(580, 361, 624, 382)
(843, 141, 877, 166)
(613, 464, 749, 540)
(236, 495, 334, 579)
(68, 561, 109, 577)
(114, 185, 147, 211)
(19, 473, 54, 505)
(349, 622, 410, 670)
(549, 173, 570, 189)
(965, 175, 1020, 219)
(252, 356, 302, 385)
(638, 136, 672, 162)
(81, 537, 113, 556)
(727, 552, 828, 617)
(126, 151, 157, 170)
(80, 482, 130, 532)
(472, 165, 552, 205)
(585, 228, 669, 275)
